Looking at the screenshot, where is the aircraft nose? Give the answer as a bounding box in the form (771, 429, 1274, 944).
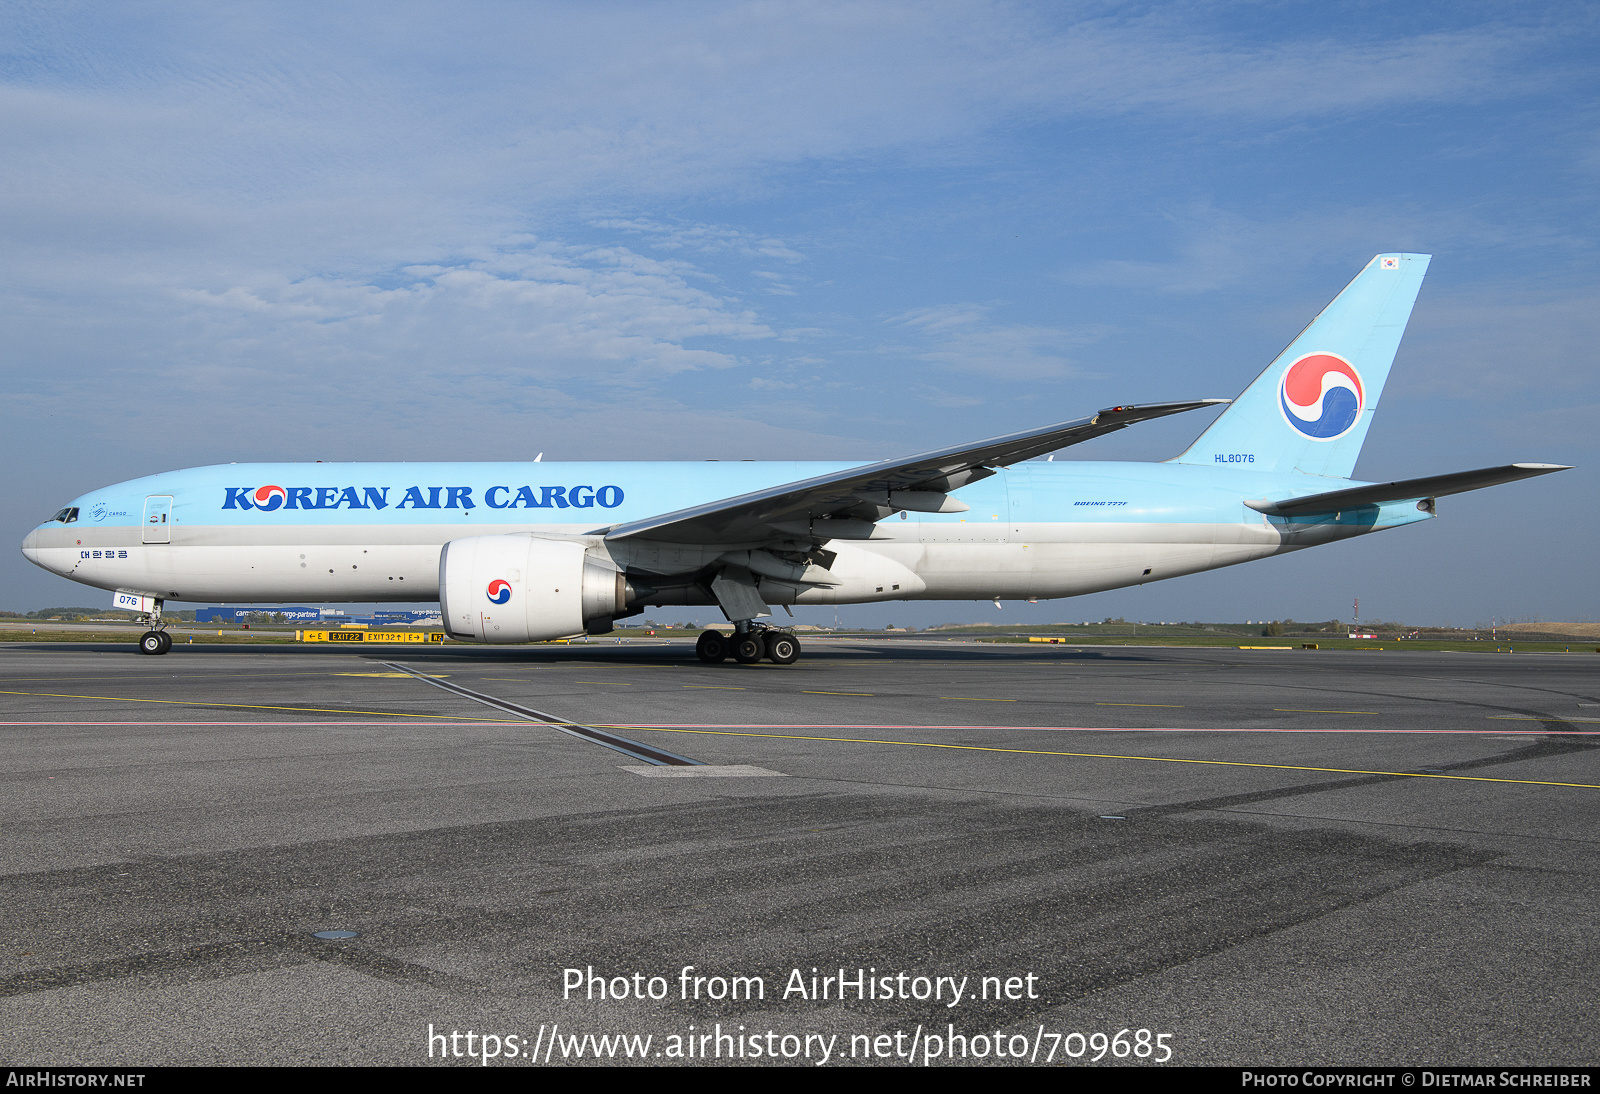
(20, 527, 53, 572)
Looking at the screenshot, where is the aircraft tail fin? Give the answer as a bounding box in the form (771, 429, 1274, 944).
(1173, 253, 1430, 478)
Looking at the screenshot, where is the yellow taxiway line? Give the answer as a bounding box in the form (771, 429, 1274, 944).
(0, 687, 515, 722)
(598, 725, 1600, 791)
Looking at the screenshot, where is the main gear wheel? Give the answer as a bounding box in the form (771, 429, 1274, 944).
(695, 630, 729, 663)
(765, 632, 800, 665)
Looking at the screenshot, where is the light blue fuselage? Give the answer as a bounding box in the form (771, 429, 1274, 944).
(22, 459, 1430, 608)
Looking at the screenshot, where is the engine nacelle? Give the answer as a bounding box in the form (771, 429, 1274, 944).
(439, 534, 626, 643)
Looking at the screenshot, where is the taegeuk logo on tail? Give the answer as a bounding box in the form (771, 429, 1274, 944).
(1278, 353, 1364, 441)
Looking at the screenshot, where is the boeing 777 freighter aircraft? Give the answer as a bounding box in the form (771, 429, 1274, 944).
(22, 254, 1568, 663)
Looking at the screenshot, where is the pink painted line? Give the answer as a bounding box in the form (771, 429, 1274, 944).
(605, 723, 1589, 735)
(0, 721, 518, 726)
(0, 721, 1587, 736)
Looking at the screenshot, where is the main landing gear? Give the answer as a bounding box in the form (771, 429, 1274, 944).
(696, 624, 801, 666)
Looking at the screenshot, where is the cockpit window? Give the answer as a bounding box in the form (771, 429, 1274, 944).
(51, 507, 79, 524)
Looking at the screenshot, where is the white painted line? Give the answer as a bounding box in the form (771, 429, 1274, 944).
(1488, 715, 1600, 723)
(620, 765, 788, 778)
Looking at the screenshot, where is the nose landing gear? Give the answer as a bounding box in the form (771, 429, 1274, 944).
(132, 597, 172, 655)
(138, 630, 172, 655)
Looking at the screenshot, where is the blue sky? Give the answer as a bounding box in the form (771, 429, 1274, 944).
(3, 2, 1597, 626)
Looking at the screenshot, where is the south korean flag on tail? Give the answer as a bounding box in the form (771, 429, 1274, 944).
(1380, 257, 1400, 269)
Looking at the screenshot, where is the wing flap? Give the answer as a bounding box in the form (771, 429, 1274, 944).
(605, 399, 1226, 546)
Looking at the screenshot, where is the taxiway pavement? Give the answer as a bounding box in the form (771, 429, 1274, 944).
(2, 639, 1595, 1066)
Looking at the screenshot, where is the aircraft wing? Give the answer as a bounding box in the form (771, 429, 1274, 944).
(1245, 463, 1570, 516)
(604, 400, 1228, 546)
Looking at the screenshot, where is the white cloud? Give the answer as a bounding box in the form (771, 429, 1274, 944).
(886, 304, 1107, 381)
(592, 218, 803, 263)
(4, 241, 778, 435)
(1043, 19, 1562, 121)
(0, 6, 1569, 260)
(1063, 204, 1450, 295)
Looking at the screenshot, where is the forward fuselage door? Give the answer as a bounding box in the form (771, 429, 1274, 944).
(142, 496, 173, 544)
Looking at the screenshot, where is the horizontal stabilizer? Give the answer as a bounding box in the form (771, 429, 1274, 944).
(1245, 464, 1570, 515)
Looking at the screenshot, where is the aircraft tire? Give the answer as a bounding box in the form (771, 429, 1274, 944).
(732, 635, 765, 664)
(138, 631, 166, 655)
(765, 632, 800, 665)
(695, 630, 729, 663)
(156, 631, 173, 654)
